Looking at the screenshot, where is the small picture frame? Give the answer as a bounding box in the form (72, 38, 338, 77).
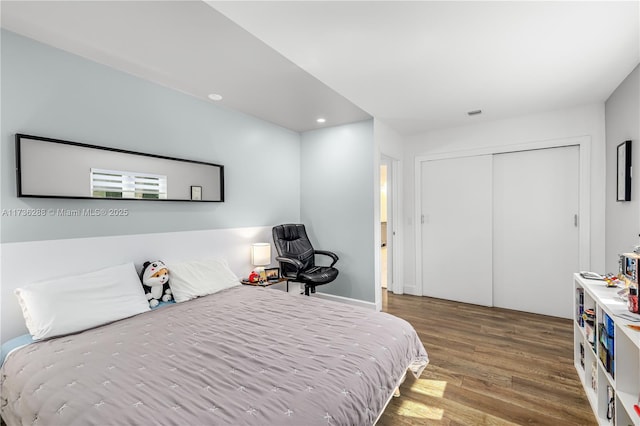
(191, 185, 202, 201)
(265, 267, 280, 281)
(617, 140, 632, 202)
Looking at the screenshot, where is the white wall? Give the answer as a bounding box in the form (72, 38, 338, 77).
(605, 65, 640, 272)
(300, 120, 376, 302)
(1, 227, 274, 341)
(403, 103, 606, 293)
(375, 119, 404, 160)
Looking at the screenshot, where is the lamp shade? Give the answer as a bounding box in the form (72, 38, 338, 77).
(251, 243, 271, 267)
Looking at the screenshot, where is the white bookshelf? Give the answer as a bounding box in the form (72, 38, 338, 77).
(574, 273, 640, 425)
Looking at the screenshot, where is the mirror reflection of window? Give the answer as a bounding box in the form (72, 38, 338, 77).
(91, 168, 167, 199)
(17, 135, 224, 201)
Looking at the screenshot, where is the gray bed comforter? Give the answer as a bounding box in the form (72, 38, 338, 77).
(1, 286, 428, 426)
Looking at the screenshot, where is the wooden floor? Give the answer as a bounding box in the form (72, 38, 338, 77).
(377, 292, 596, 426)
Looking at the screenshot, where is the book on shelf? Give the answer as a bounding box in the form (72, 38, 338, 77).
(576, 288, 584, 326)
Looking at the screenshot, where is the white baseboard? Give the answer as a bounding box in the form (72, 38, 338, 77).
(311, 291, 377, 310)
(402, 285, 421, 296)
(375, 299, 382, 311)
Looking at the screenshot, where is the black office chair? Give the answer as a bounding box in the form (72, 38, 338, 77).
(272, 224, 339, 296)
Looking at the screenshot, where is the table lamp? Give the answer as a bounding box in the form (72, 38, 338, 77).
(251, 243, 271, 280)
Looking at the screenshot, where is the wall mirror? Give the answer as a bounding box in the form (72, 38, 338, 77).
(16, 134, 224, 202)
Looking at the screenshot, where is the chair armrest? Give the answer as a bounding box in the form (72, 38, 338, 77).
(275, 256, 305, 275)
(314, 250, 339, 267)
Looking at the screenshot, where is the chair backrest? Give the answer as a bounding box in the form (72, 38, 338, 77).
(272, 224, 315, 276)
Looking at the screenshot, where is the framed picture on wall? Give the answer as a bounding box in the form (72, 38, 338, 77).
(617, 140, 632, 202)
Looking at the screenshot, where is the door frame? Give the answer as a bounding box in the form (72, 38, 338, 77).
(380, 155, 402, 295)
(413, 136, 591, 297)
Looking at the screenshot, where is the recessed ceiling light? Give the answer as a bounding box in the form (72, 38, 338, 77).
(208, 93, 223, 101)
(467, 109, 482, 116)
(316, 118, 326, 124)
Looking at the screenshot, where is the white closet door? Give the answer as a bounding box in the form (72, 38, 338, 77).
(421, 155, 493, 306)
(493, 146, 579, 318)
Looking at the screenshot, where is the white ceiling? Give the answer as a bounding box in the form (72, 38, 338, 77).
(2, 1, 639, 137)
(211, 1, 640, 136)
(0, 0, 370, 133)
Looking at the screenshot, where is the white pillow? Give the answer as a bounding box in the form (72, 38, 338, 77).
(167, 258, 240, 302)
(14, 262, 150, 340)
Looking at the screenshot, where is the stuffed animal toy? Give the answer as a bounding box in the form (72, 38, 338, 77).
(140, 260, 173, 308)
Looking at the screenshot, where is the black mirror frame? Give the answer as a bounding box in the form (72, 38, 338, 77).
(15, 134, 225, 202)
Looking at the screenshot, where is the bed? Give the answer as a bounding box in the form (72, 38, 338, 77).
(0, 260, 428, 426)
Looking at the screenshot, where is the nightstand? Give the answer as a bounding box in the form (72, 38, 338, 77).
(241, 278, 290, 291)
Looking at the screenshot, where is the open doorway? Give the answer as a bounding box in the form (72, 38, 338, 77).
(380, 157, 392, 291)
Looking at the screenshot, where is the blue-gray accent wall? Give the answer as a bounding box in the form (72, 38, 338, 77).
(1, 30, 377, 305)
(300, 121, 376, 303)
(1, 30, 301, 243)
